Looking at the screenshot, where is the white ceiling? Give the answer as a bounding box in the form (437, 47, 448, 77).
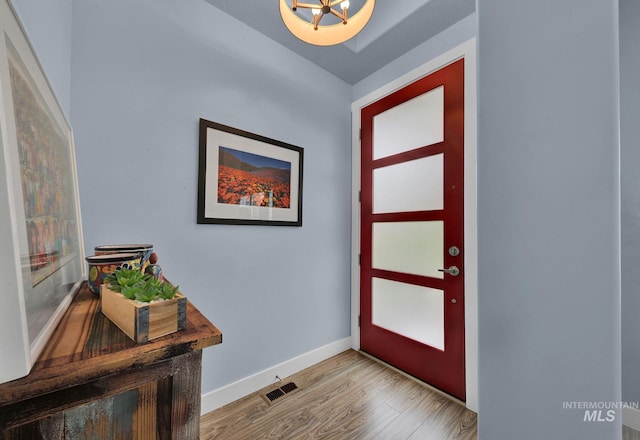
(205, 0, 475, 85)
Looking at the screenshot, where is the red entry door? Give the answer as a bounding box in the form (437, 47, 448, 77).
(360, 59, 465, 400)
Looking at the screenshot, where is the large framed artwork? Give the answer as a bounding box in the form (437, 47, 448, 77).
(0, 0, 85, 383)
(197, 118, 304, 226)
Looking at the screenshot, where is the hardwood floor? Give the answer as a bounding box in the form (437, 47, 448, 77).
(200, 350, 477, 439)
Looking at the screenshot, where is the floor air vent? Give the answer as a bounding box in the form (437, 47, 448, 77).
(265, 388, 285, 402)
(279, 382, 298, 393)
(262, 382, 298, 404)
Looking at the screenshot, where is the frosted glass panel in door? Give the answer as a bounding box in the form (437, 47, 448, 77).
(373, 154, 443, 214)
(373, 86, 444, 160)
(372, 278, 444, 350)
(372, 221, 444, 279)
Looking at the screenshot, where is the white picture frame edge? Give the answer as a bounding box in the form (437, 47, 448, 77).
(0, 0, 85, 384)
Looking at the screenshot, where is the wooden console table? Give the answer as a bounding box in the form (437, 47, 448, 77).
(0, 282, 222, 439)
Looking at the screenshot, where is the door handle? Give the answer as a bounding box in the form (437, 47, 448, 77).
(438, 266, 460, 276)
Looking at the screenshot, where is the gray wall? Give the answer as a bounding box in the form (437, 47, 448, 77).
(621, 0, 640, 407)
(10, 0, 72, 120)
(476, 1, 621, 438)
(67, 0, 352, 394)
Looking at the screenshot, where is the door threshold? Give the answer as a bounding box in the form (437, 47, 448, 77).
(358, 350, 469, 409)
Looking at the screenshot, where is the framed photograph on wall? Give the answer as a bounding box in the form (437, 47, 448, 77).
(197, 118, 304, 226)
(0, 0, 85, 383)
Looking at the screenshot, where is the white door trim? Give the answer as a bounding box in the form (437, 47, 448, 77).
(350, 38, 477, 412)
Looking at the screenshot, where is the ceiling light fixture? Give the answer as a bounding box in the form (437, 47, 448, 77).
(279, 0, 376, 46)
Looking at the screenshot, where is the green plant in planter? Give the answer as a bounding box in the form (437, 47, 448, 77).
(104, 267, 179, 302)
(104, 267, 147, 293)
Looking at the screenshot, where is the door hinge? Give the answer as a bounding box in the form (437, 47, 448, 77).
(358, 254, 361, 265)
(358, 315, 361, 327)
(359, 128, 362, 140)
(358, 190, 361, 202)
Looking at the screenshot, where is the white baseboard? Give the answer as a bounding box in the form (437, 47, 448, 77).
(200, 337, 352, 415)
(624, 406, 640, 431)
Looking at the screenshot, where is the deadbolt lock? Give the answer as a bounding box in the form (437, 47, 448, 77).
(448, 246, 460, 257)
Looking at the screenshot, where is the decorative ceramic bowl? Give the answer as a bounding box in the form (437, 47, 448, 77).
(94, 244, 154, 271)
(85, 253, 142, 295)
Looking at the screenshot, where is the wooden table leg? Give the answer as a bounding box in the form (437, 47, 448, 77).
(170, 350, 203, 439)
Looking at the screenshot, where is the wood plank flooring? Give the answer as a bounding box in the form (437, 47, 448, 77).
(200, 349, 477, 439)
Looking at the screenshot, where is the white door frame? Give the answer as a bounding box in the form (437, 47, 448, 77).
(350, 38, 478, 412)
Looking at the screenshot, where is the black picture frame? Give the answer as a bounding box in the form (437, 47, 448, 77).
(197, 119, 303, 226)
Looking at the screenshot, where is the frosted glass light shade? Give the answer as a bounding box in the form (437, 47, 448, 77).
(279, 0, 375, 46)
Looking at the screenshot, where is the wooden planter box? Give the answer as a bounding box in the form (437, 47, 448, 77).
(101, 285, 187, 343)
